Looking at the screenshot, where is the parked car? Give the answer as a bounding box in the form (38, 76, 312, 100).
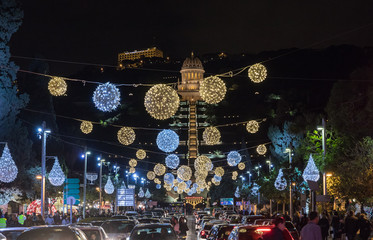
(197, 221, 225, 240)
(90, 220, 105, 226)
(127, 223, 177, 240)
(17, 226, 88, 240)
(241, 215, 264, 225)
(125, 211, 139, 218)
(226, 215, 241, 223)
(76, 226, 109, 240)
(285, 221, 300, 240)
(196, 216, 215, 231)
(0, 227, 28, 240)
(253, 219, 274, 226)
(208, 224, 238, 240)
(101, 220, 135, 240)
(227, 225, 274, 240)
(137, 218, 160, 224)
(0, 233, 5, 240)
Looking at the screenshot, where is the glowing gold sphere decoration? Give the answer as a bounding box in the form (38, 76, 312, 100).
(177, 165, 192, 181)
(246, 120, 259, 133)
(248, 63, 267, 83)
(166, 186, 172, 191)
(199, 76, 227, 104)
(154, 178, 161, 184)
(215, 167, 225, 177)
(232, 176, 237, 180)
(129, 167, 136, 173)
(256, 144, 267, 155)
(194, 155, 212, 173)
(178, 182, 187, 191)
(177, 188, 183, 194)
(129, 159, 137, 168)
(80, 121, 93, 134)
(147, 171, 156, 180)
(48, 77, 67, 96)
(117, 127, 136, 145)
(144, 84, 180, 120)
(238, 162, 246, 170)
(232, 171, 238, 177)
(202, 127, 221, 145)
(154, 163, 166, 176)
(136, 149, 146, 160)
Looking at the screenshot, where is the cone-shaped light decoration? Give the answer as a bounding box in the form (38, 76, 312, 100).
(274, 169, 287, 191)
(48, 157, 65, 186)
(138, 187, 145, 198)
(0, 144, 18, 183)
(104, 177, 115, 194)
(145, 189, 151, 198)
(302, 154, 320, 182)
(234, 186, 240, 198)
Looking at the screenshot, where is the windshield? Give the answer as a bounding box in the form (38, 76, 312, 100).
(17, 228, 78, 240)
(130, 227, 176, 240)
(81, 230, 101, 240)
(101, 221, 134, 233)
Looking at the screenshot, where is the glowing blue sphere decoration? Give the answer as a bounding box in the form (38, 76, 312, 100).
(192, 183, 199, 189)
(156, 130, 179, 153)
(93, 82, 121, 112)
(173, 186, 178, 192)
(213, 175, 222, 182)
(177, 177, 183, 183)
(156, 184, 161, 189)
(165, 154, 180, 169)
(164, 173, 175, 185)
(186, 180, 192, 188)
(227, 151, 242, 167)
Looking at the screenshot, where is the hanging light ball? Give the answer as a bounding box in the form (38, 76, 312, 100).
(213, 175, 222, 182)
(246, 120, 259, 133)
(154, 178, 161, 185)
(93, 82, 121, 112)
(156, 184, 161, 189)
(194, 170, 208, 180)
(138, 187, 145, 198)
(211, 178, 218, 186)
(48, 157, 65, 186)
(184, 188, 190, 194)
(177, 188, 183, 194)
(256, 144, 267, 155)
(156, 129, 179, 153)
(165, 154, 180, 169)
(232, 176, 237, 180)
(136, 149, 146, 160)
(154, 163, 166, 176)
(248, 63, 267, 83)
(129, 167, 136, 173)
(117, 127, 136, 145)
(0, 144, 18, 183)
(232, 171, 238, 177)
(227, 151, 242, 167)
(166, 186, 172, 191)
(202, 127, 221, 145)
(178, 182, 187, 191)
(214, 167, 225, 177)
(80, 121, 93, 134)
(164, 173, 175, 185)
(238, 162, 246, 170)
(199, 76, 227, 104)
(104, 177, 115, 194)
(129, 159, 137, 168)
(144, 84, 180, 120)
(194, 155, 212, 172)
(48, 77, 67, 96)
(147, 171, 156, 180)
(177, 165, 192, 181)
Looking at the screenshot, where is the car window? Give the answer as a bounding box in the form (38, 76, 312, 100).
(81, 230, 102, 240)
(130, 227, 176, 240)
(17, 228, 78, 240)
(101, 221, 135, 233)
(1, 230, 24, 240)
(204, 225, 213, 230)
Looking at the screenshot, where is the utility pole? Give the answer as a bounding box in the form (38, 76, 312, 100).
(322, 118, 327, 195)
(286, 148, 293, 220)
(98, 156, 103, 215)
(39, 121, 50, 219)
(83, 147, 90, 219)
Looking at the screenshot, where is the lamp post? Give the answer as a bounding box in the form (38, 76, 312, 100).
(82, 148, 91, 219)
(317, 118, 327, 195)
(285, 148, 293, 220)
(97, 156, 104, 215)
(266, 160, 272, 172)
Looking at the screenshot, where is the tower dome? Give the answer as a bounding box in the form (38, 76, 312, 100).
(182, 52, 203, 70)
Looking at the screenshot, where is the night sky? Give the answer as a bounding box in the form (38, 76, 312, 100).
(10, 0, 373, 73)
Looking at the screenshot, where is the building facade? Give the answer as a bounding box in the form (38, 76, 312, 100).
(118, 47, 163, 63)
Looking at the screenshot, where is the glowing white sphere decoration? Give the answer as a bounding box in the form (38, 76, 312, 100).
(147, 171, 156, 180)
(154, 163, 166, 176)
(177, 165, 192, 181)
(129, 167, 136, 173)
(0, 144, 18, 183)
(136, 149, 146, 160)
(227, 151, 242, 167)
(80, 121, 93, 134)
(48, 157, 65, 186)
(164, 173, 175, 185)
(156, 129, 179, 152)
(248, 63, 267, 83)
(144, 84, 180, 120)
(256, 144, 267, 155)
(246, 120, 259, 133)
(104, 177, 115, 194)
(93, 82, 121, 112)
(303, 154, 320, 182)
(238, 162, 246, 170)
(275, 169, 287, 191)
(156, 184, 161, 189)
(214, 167, 225, 177)
(48, 77, 67, 96)
(129, 159, 137, 167)
(202, 127, 221, 145)
(199, 76, 227, 104)
(117, 127, 136, 145)
(165, 154, 180, 169)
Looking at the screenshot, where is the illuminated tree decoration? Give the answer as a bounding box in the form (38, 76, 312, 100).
(138, 187, 145, 198)
(48, 77, 67, 96)
(248, 63, 267, 83)
(199, 76, 227, 104)
(80, 121, 93, 134)
(154, 178, 161, 185)
(129, 167, 136, 173)
(274, 169, 287, 191)
(93, 82, 121, 112)
(173, 179, 179, 186)
(234, 186, 240, 198)
(154, 163, 166, 176)
(194, 155, 212, 173)
(136, 149, 146, 160)
(129, 159, 137, 168)
(164, 173, 175, 185)
(214, 167, 225, 177)
(0, 144, 18, 183)
(147, 171, 155, 180)
(177, 165, 192, 181)
(48, 157, 65, 186)
(213, 175, 222, 182)
(165, 154, 180, 169)
(303, 154, 320, 182)
(246, 120, 259, 133)
(202, 127, 221, 145)
(156, 129, 179, 152)
(227, 151, 242, 167)
(256, 144, 267, 155)
(238, 162, 246, 170)
(104, 177, 114, 194)
(144, 84, 180, 120)
(156, 184, 161, 189)
(117, 127, 136, 145)
(145, 189, 151, 198)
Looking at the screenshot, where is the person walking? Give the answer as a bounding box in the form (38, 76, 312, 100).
(300, 211, 322, 240)
(179, 216, 189, 236)
(18, 212, 26, 225)
(263, 216, 286, 240)
(0, 214, 6, 228)
(331, 211, 341, 239)
(7, 214, 20, 227)
(318, 212, 330, 240)
(358, 213, 372, 240)
(345, 211, 358, 240)
(45, 214, 54, 225)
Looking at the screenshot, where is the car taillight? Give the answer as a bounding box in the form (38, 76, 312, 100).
(256, 228, 271, 232)
(201, 230, 206, 236)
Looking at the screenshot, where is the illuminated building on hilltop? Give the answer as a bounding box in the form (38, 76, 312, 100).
(117, 47, 163, 68)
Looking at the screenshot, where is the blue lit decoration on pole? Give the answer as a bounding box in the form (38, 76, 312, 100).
(156, 184, 161, 189)
(104, 176, 115, 194)
(48, 157, 65, 186)
(138, 187, 145, 198)
(274, 169, 287, 191)
(227, 151, 242, 167)
(156, 129, 179, 152)
(234, 186, 240, 198)
(92, 82, 121, 112)
(145, 189, 151, 198)
(165, 154, 180, 169)
(0, 144, 18, 183)
(302, 154, 320, 182)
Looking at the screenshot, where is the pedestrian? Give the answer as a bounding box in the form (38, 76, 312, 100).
(300, 211, 322, 240)
(300, 213, 309, 230)
(293, 211, 301, 231)
(24, 215, 33, 227)
(62, 215, 69, 225)
(173, 217, 180, 235)
(45, 214, 54, 225)
(345, 211, 358, 240)
(53, 211, 60, 225)
(283, 211, 291, 222)
(331, 211, 340, 239)
(179, 216, 189, 236)
(7, 214, 20, 227)
(18, 212, 26, 225)
(318, 212, 330, 240)
(263, 216, 286, 240)
(0, 214, 6, 228)
(358, 213, 372, 240)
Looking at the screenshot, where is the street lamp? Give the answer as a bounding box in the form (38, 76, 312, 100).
(266, 160, 272, 172)
(82, 149, 91, 219)
(97, 156, 105, 215)
(317, 118, 327, 195)
(285, 148, 293, 219)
